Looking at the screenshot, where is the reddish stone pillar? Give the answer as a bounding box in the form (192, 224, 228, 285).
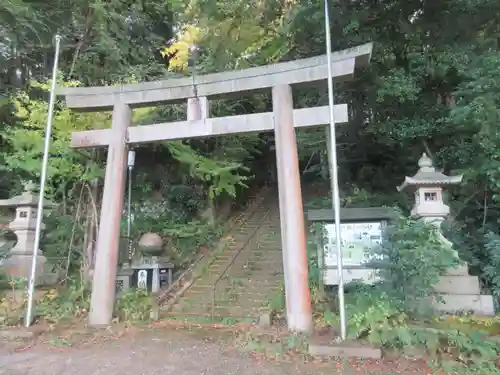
(89, 102, 130, 326)
(273, 84, 312, 332)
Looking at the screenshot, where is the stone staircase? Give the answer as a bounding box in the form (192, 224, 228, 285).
(434, 263, 495, 315)
(156, 187, 270, 308)
(164, 191, 284, 323)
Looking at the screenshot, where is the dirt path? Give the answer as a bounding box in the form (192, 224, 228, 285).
(0, 327, 325, 375)
(0, 323, 450, 375)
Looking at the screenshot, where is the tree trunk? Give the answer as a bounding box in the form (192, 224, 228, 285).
(82, 178, 99, 285)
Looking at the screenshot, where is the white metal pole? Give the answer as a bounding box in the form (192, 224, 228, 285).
(126, 150, 135, 238)
(127, 150, 135, 265)
(323, 0, 347, 340)
(25, 34, 62, 328)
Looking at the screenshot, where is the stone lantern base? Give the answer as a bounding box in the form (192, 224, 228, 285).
(3, 252, 58, 286)
(433, 263, 495, 315)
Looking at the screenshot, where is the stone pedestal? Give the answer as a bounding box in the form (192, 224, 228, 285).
(421, 218, 494, 314)
(436, 294, 495, 315)
(130, 256, 173, 293)
(115, 267, 134, 295)
(433, 261, 495, 315)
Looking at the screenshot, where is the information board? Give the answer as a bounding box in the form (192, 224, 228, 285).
(323, 221, 383, 285)
(324, 221, 383, 265)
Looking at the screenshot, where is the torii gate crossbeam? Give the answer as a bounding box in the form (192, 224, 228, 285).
(59, 43, 373, 332)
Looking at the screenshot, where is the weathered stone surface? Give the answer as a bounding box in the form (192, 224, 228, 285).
(434, 275, 480, 295)
(59, 43, 372, 110)
(71, 105, 349, 148)
(258, 312, 272, 328)
(309, 341, 382, 359)
(137, 232, 164, 255)
(436, 294, 495, 316)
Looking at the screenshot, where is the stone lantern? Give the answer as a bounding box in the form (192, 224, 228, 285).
(0, 181, 56, 285)
(398, 153, 494, 315)
(397, 153, 462, 225)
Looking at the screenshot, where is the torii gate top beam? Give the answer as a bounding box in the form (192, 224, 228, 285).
(58, 43, 372, 111)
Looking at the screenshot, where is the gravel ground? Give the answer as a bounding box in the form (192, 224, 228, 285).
(0, 323, 452, 375)
(0, 327, 323, 375)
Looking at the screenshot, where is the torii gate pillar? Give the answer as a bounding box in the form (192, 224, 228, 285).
(89, 103, 130, 326)
(273, 85, 312, 332)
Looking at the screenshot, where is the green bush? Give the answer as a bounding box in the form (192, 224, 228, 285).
(114, 288, 153, 323)
(368, 214, 460, 318)
(36, 282, 91, 323)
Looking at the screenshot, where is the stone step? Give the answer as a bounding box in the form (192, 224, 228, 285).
(172, 302, 268, 316)
(171, 303, 267, 316)
(185, 288, 281, 301)
(175, 294, 279, 314)
(166, 310, 260, 320)
(436, 294, 495, 315)
(209, 264, 283, 273)
(216, 279, 283, 287)
(174, 298, 269, 310)
(434, 275, 480, 295)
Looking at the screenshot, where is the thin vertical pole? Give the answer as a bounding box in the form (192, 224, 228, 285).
(127, 151, 135, 265)
(127, 169, 132, 238)
(25, 35, 62, 328)
(324, 0, 347, 340)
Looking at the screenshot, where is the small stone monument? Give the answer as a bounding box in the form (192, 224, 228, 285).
(398, 153, 494, 315)
(0, 181, 57, 285)
(115, 265, 134, 295)
(115, 236, 134, 295)
(129, 232, 173, 293)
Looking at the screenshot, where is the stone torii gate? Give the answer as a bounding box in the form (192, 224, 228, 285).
(59, 43, 373, 331)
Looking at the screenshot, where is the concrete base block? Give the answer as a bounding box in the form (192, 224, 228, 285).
(436, 294, 495, 315)
(309, 342, 381, 359)
(435, 275, 480, 295)
(258, 312, 272, 328)
(115, 268, 134, 295)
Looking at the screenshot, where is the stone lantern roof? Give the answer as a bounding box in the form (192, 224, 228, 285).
(397, 153, 463, 192)
(0, 181, 54, 208)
